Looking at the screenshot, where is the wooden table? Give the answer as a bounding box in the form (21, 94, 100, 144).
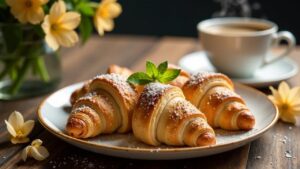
(0, 35, 299, 169)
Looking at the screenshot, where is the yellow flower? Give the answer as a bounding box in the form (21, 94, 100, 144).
(94, 0, 122, 36)
(269, 81, 300, 124)
(4, 111, 35, 144)
(42, 0, 81, 50)
(22, 139, 49, 161)
(5, 0, 48, 24)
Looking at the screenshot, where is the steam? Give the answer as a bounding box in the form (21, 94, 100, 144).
(213, 0, 264, 18)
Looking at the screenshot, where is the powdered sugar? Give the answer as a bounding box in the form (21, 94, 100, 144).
(92, 73, 137, 104)
(93, 73, 133, 93)
(139, 83, 171, 112)
(168, 101, 199, 121)
(187, 72, 219, 87)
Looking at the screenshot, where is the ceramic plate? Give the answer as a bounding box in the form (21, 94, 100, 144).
(38, 82, 278, 160)
(178, 51, 298, 87)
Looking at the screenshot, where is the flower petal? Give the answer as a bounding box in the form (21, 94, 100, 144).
(45, 34, 59, 51)
(94, 17, 114, 36)
(5, 120, 17, 137)
(280, 110, 297, 124)
(42, 15, 51, 34)
(54, 30, 79, 47)
(50, 0, 66, 22)
(27, 7, 45, 24)
(59, 12, 81, 30)
(8, 111, 24, 131)
(37, 146, 50, 159)
(278, 81, 290, 102)
(22, 120, 35, 137)
(94, 16, 104, 36)
(11, 137, 30, 144)
(288, 87, 300, 105)
(269, 86, 282, 103)
(39, 0, 49, 5)
(22, 146, 31, 161)
(30, 146, 49, 161)
(32, 139, 43, 147)
(106, 2, 122, 18)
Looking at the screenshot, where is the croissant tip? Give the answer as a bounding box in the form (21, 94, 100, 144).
(196, 132, 216, 146)
(66, 118, 86, 138)
(237, 111, 255, 130)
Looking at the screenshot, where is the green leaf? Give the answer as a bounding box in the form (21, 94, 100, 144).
(158, 69, 181, 83)
(77, 2, 95, 16)
(157, 61, 168, 75)
(146, 61, 158, 78)
(79, 15, 93, 44)
(127, 72, 153, 85)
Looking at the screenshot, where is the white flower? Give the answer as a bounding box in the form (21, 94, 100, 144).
(22, 139, 49, 161)
(4, 111, 35, 144)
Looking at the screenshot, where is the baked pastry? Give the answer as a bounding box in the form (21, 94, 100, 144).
(107, 64, 133, 78)
(70, 65, 133, 105)
(132, 83, 216, 147)
(167, 64, 190, 88)
(106, 64, 190, 89)
(66, 74, 138, 138)
(182, 72, 255, 130)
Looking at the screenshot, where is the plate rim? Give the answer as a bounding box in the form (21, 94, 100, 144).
(37, 82, 279, 153)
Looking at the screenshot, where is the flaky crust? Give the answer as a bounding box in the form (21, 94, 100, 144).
(182, 72, 255, 130)
(66, 74, 138, 138)
(132, 83, 215, 147)
(107, 64, 133, 78)
(168, 64, 190, 88)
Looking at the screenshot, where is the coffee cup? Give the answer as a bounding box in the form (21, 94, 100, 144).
(197, 17, 296, 78)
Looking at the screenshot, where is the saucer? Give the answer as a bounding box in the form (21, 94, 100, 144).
(178, 51, 298, 87)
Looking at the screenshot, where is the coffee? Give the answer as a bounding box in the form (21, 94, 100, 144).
(198, 18, 295, 78)
(204, 24, 269, 35)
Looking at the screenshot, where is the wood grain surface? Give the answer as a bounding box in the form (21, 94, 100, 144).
(0, 35, 299, 169)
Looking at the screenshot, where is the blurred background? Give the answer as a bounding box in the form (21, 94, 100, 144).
(111, 0, 299, 43)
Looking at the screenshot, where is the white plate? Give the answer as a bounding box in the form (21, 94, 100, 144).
(178, 51, 298, 87)
(38, 82, 278, 160)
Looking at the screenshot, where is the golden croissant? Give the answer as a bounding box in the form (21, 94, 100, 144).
(66, 74, 138, 138)
(106, 64, 190, 89)
(182, 72, 255, 130)
(132, 83, 216, 147)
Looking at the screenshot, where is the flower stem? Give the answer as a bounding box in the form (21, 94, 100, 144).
(0, 59, 18, 80)
(34, 56, 50, 82)
(9, 58, 32, 94)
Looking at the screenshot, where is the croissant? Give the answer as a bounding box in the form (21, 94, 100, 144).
(106, 64, 190, 96)
(132, 83, 216, 147)
(66, 74, 138, 138)
(182, 72, 255, 130)
(167, 64, 190, 88)
(69, 65, 134, 105)
(107, 64, 133, 78)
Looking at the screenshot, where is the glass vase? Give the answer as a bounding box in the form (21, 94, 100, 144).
(0, 23, 61, 100)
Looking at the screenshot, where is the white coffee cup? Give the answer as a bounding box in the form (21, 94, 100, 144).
(197, 17, 296, 78)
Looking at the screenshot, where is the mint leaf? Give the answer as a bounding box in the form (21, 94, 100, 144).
(146, 61, 158, 78)
(158, 69, 181, 83)
(127, 72, 153, 85)
(157, 61, 168, 75)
